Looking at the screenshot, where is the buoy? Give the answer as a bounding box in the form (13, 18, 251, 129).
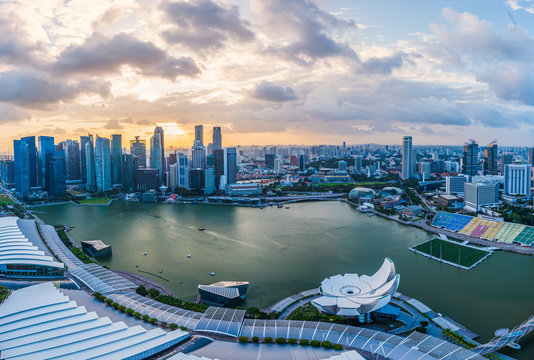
(187, 254, 192, 258)
(159, 270, 163, 273)
(210, 272, 216, 276)
(143, 252, 148, 256)
(135, 264, 139, 268)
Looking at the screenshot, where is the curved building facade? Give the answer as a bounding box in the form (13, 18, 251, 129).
(348, 187, 376, 200)
(312, 258, 400, 317)
(0, 217, 64, 278)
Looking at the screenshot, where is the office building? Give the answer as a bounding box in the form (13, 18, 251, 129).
(80, 135, 92, 184)
(121, 153, 137, 193)
(483, 142, 498, 175)
(38, 136, 55, 191)
(265, 153, 275, 169)
(64, 139, 81, 180)
(464, 182, 499, 212)
(84, 138, 96, 192)
(192, 125, 206, 170)
(446, 176, 467, 195)
(529, 148, 534, 166)
(177, 152, 189, 189)
(214, 149, 224, 189)
(190, 169, 204, 191)
(95, 137, 112, 193)
(111, 134, 122, 185)
(274, 158, 281, 172)
(135, 168, 159, 192)
(224, 148, 237, 185)
(418, 161, 431, 181)
(504, 164, 532, 198)
(204, 167, 216, 194)
(401, 136, 413, 180)
(195, 125, 203, 145)
(501, 152, 514, 169)
(168, 163, 178, 189)
(150, 130, 163, 184)
(354, 155, 363, 174)
(213, 126, 222, 150)
(462, 139, 479, 176)
(130, 137, 147, 168)
(0, 160, 15, 187)
(299, 154, 306, 172)
(14, 136, 37, 199)
(49, 150, 66, 197)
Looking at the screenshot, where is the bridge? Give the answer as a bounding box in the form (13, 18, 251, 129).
(472, 314, 534, 355)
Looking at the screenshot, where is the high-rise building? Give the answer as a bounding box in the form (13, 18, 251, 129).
(501, 153, 514, 169)
(177, 153, 189, 189)
(212, 127, 222, 150)
(153, 127, 165, 182)
(130, 137, 147, 168)
(85, 138, 96, 192)
(38, 136, 55, 191)
(64, 139, 81, 180)
(462, 140, 479, 176)
(190, 169, 204, 191)
(529, 148, 534, 166)
(224, 148, 237, 185)
(446, 176, 467, 195)
(464, 182, 499, 212)
(401, 136, 413, 180)
(14, 136, 37, 199)
(95, 137, 112, 193)
(80, 135, 93, 184)
(354, 155, 363, 174)
(150, 131, 163, 184)
(418, 161, 431, 181)
(168, 163, 178, 190)
(299, 154, 306, 172)
(265, 154, 275, 169)
(111, 134, 122, 185)
(121, 153, 137, 193)
(195, 125, 204, 146)
(49, 150, 66, 197)
(204, 167, 216, 194)
(0, 160, 15, 188)
(504, 164, 532, 198)
(214, 149, 224, 190)
(135, 168, 159, 192)
(483, 141, 498, 175)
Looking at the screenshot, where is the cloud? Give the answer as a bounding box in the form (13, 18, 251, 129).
(0, 103, 30, 122)
(252, 81, 298, 102)
(477, 63, 534, 106)
(103, 119, 123, 129)
(358, 52, 406, 75)
(161, 0, 254, 51)
(0, 12, 44, 68)
(252, 0, 358, 65)
(0, 71, 110, 108)
(52, 33, 200, 80)
(507, 0, 534, 14)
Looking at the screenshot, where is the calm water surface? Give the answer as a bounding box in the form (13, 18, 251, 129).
(33, 200, 534, 359)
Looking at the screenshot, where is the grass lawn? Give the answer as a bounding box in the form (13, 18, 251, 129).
(413, 239, 488, 268)
(79, 197, 111, 205)
(0, 193, 15, 205)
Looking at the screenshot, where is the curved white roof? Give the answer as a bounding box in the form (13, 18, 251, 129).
(0, 217, 64, 271)
(312, 258, 400, 317)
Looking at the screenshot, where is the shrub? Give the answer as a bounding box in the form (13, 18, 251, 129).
(310, 340, 321, 348)
(150, 318, 158, 324)
(169, 323, 178, 330)
(111, 302, 119, 308)
(321, 341, 332, 349)
(149, 288, 160, 299)
(133, 312, 141, 318)
(333, 344, 343, 351)
(142, 315, 150, 321)
(239, 336, 248, 343)
(299, 339, 309, 346)
(180, 326, 188, 331)
(118, 305, 126, 312)
(160, 321, 167, 327)
(264, 337, 273, 343)
(136, 285, 148, 296)
(126, 308, 134, 315)
(276, 337, 286, 344)
(288, 338, 297, 344)
(105, 299, 113, 305)
(252, 336, 259, 343)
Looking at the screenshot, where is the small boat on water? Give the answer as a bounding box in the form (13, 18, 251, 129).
(187, 254, 192, 258)
(285, 207, 290, 209)
(159, 270, 163, 274)
(277, 204, 283, 208)
(198, 228, 205, 231)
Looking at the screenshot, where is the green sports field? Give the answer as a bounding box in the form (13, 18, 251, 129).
(412, 239, 489, 268)
(79, 197, 111, 205)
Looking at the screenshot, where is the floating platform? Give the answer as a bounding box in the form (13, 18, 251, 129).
(410, 238, 492, 270)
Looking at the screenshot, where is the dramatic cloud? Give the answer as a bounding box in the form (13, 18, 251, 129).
(103, 119, 123, 130)
(252, 0, 357, 64)
(161, 0, 254, 51)
(358, 53, 407, 75)
(0, 71, 110, 108)
(52, 33, 200, 80)
(477, 64, 534, 105)
(252, 82, 298, 102)
(0, 13, 43, 68)
(0, 104, 30, 123)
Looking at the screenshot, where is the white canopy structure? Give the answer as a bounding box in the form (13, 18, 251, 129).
(312, 258, 400, 317)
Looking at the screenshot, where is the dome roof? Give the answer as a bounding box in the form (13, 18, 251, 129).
(312, 258, 400, 317)
(380, 187, 403, 197)
(348, 187, 376, 200)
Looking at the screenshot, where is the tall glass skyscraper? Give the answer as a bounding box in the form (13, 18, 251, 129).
(49, 150, 66, 197)
(80, 135, 93, 184)
(85, 138, 96, 192)
(192, 125, 206, 170)
(150, 131, 163, 184)
(130, 137, 147, 168)
(224, 147, 237, 185)
(95, 137, 112, 193)
(14, 137, 35, 199)
(111, 134, 122, 185)
(483, 141, 498, 175)
(462, 139, 479, 176)
(38, 136, 55, 191)
(401, 136, 413, 180)
(212, 127, 222, 150)
(64, 139, 81, 180)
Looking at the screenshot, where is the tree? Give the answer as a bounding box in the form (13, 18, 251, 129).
(136, 285, 148, 296)
(169, 323, 178, 330)
(276, 338, 286, 344)
(149, 288, 160, 299)
(252, 336, 259, 343)
(239, 336, 248, 343)
(264, 337, 273, 343)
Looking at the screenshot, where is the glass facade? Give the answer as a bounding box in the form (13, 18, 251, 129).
(1, 264, 64, 277)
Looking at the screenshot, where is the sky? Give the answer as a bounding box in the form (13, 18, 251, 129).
(1, 0, 534, 150)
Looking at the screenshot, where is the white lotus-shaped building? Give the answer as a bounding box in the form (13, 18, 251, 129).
(312, 258, 400, 317)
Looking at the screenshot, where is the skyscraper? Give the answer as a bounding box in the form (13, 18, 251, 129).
(504, 164, 532, 198)
(265, 154, 275, 169)
(80, 135, 93, 184)
(153, 127, 165, 182)
(64, 139, 81, 180)
(85, 138, 96, 192)
(212, 127, 222, 150)
(38, 136, 55, 191)
(95, 137, 112, 193)
(462, 139, 479, 176)
(529, 148, 534, 166)
(224, 148, 237, 186)
(14, 136, 37, 199)
(130, 137, 147, 168)
(177, 152, 190, 189)
(111, 134, 122, 185)
(192, 125, 206, 170)
(214, 149, 224, 190)
(195, 125, 203, 145)
(150, 131, 163, 184)
(121, 153, 137, 193)
(401, 136, 413, 180)
(49, 150, 66, 197)
(483, 141, 498, 175)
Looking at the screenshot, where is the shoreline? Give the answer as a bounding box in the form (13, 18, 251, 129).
(112, 270, 176, 297)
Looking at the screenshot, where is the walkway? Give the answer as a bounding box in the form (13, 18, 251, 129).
(278, 294, 321, 320)
(262, 288, 319, 314)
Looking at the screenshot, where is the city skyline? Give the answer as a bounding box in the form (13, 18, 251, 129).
(1, 1, 534, 149)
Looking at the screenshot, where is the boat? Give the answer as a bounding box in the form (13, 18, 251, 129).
(277, 204, 283, 208)
(285, 207, 290, 209)
(198, 228, 205, 231)
(143, 252, 148, 256)
(187, 254, 192, 258)
(135, 264, 139, 268)
(210, 272, 216, 276)
(159, 270, 163, 274)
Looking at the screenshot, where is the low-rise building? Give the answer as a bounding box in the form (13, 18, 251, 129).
(225, 183, 262, 196)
